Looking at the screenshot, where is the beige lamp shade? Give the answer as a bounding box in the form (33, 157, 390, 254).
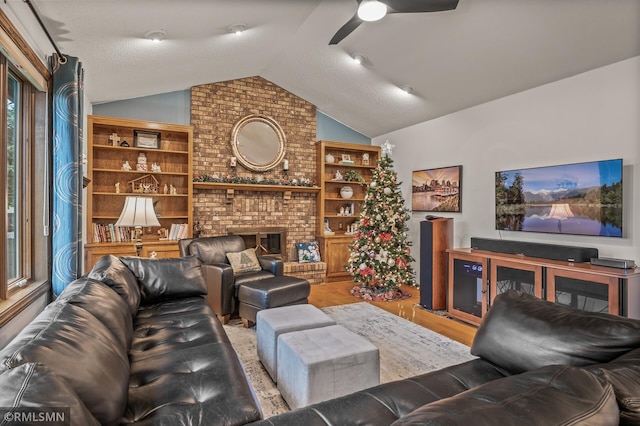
(115, 196, 161, 228)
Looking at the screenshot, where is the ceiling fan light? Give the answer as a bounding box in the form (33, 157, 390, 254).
(358, 0, 387, 22)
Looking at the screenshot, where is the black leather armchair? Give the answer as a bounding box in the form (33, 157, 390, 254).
(179, 235, 283, 323)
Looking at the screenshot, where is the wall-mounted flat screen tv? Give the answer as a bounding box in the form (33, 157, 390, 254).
(495, 159, 622, 237)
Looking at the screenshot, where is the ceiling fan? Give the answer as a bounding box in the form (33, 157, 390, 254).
(329, 0, 459, 45)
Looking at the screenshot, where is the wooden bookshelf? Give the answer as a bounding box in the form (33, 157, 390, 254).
(84, 115, 193, 272)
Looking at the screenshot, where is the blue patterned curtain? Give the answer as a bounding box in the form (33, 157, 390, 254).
(51, 54, 84, 296)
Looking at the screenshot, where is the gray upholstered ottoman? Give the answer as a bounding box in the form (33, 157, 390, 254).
(257, 304, 336, 383)
(238, 276, 311, 328)
(277, 324, 380, 409)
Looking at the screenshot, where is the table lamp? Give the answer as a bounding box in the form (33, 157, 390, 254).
(115, 196, 161, 256)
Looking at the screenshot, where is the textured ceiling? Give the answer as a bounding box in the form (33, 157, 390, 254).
(3, 0, 640, 137)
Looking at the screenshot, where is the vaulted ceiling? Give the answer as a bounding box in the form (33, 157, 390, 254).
(4, 0, 640, 137)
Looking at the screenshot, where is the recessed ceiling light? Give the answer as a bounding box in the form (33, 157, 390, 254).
(352, 53, 367, 65)
(144, 29, 166, 43)
(229, 24, 247, 35)
(357, 0, 387, 22)
(400, 85, 414, 94)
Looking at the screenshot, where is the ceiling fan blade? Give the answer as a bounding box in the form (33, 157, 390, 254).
(383, 0, 459, 14)
(329, 14, 363, 45)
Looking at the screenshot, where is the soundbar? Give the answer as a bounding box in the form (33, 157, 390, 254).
(470, 238, 598, 263)
(590, 257, 636, 269)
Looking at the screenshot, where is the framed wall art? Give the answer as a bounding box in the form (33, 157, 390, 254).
(134, 130, 161, 149)
(411, 165, 462, 212)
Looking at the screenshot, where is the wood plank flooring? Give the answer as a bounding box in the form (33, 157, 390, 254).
(308, 281, 477, 346)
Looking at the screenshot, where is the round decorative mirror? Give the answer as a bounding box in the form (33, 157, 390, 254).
(231, 114, 286, 172)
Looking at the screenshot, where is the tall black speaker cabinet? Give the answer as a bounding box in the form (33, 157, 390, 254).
(420, 218, 453, 310)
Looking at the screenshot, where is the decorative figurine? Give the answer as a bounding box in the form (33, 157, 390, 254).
(109, 132, 120, 147)
(164, 183, 168, 194)
(115, 182, 120, 193)
(170, 184, 177, 195)
(136, 152, 148, 171)
(362, 153, 370, 166)
(151, 162, 161, 172)
(122, 160, 132, 171)
(334, 170, 343, 181)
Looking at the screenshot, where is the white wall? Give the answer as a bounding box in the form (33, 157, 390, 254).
(374, 57, 640, 279)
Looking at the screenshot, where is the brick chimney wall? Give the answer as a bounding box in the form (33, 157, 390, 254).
(190, 76, 318, 260)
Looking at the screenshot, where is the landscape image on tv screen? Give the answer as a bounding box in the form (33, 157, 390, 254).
(495, 159, 622, 237)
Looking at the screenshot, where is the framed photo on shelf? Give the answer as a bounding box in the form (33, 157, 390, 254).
(411, 165, 462, 212)
(134, 130, 161, 149)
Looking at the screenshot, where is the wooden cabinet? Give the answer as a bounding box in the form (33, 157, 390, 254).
(489, 258, 543, 305)
(315, 141, 381, 282)
(84, 241, 181, 271)
(84, 115, 193, 272)
(447, 251, 488, 326)
(447, 248, 640, 326)
(546, 267, 620, 315)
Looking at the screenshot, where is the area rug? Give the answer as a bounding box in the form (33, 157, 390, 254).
(223, 302, 476, 419)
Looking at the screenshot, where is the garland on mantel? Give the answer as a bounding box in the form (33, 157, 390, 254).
(193, 173, 317, 187)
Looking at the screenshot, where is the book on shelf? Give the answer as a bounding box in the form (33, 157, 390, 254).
(92, 223, 133, 243)
(168, 223, 189, 240)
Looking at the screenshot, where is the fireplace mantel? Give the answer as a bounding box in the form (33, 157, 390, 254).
(194, 181, 320, 202)
(194, 182, 320, 193)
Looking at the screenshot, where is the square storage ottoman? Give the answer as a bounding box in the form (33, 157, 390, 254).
(277, 324, 380, 409)
(257, 304, 336, 383)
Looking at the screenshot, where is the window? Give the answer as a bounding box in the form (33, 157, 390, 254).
(0, 11, 50, 328)
(1, 59, 38, 301)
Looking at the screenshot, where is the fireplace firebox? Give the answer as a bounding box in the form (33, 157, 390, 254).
(227, 227, 287, 261)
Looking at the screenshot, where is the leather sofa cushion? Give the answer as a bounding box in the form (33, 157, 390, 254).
(392, 365, 619, 426)
(123, 343, 262, 424)
(586, 348, 640, 426)
(471, 290, 640, 374)
(129, 297, 230, 362)
(187, 235, 246, 264)
(57, 277, 133, 351)
(120, 255, 207, 303)
(0, 302, 130, 426)
(88, 254, 141, 315)
(0, 363, 100, 426)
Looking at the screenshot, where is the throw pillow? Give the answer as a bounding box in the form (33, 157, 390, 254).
(226, 248, 262, 273)
(119, 255, 207, 303)
(296, 241, 321, 263)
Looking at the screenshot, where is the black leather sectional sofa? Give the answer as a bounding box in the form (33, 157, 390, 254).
(252, 290, 640, 426)
(0, 254, 262, 426)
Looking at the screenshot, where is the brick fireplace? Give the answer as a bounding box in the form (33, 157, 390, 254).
(190, 76, 319, 262)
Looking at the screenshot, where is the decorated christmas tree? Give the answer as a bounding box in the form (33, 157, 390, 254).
(347, 141, 416, 301)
